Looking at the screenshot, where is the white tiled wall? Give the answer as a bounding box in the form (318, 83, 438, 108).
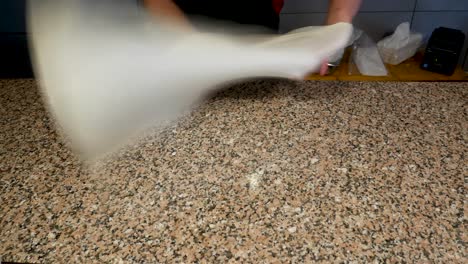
(282, 0, 416, 13)
(415, 0, 468, 11)
(280, 0, 468, 38)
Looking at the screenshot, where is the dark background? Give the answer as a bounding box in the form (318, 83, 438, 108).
(0, 0, 32, 78)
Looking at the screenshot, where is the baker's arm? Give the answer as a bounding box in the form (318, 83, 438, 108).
(319, 0, 362, 75)
(326, 0, 362, 24)
(142, 0, 191, 27)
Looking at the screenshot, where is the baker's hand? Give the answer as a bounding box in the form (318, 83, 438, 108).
(319, 60, 329, 75)
(320, 0, 362, 75)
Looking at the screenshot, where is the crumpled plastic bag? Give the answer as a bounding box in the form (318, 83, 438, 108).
(377, 22, 423, 65)
(349, 29, 388, 76)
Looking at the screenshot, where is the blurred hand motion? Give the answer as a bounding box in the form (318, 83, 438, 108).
(27, 0, 352, 161)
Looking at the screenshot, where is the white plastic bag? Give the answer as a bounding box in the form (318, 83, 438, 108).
(377, 22, 423, 65)
(349, 31, 388, 76)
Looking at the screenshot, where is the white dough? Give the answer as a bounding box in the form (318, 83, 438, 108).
(27, 0, 353, 160)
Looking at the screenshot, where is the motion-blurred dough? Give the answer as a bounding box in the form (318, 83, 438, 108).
(27, 0, 352, 160)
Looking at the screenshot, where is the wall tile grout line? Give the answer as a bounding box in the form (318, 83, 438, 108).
(410, 0, 418, 28)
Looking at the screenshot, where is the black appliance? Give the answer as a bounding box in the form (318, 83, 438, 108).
(420, 27, 465, 76)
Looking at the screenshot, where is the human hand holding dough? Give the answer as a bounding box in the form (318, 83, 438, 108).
(27, 0, 353, 161)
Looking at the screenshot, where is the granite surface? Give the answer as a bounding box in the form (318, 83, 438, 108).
(0, 79, 466, 263)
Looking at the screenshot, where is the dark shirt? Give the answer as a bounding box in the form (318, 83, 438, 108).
(173, 0, 285, 30)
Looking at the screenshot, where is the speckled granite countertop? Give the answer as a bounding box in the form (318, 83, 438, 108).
(1, 79, 466, 263)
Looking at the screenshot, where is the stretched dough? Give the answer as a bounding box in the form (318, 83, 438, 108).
(27, 0, 353, 160)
